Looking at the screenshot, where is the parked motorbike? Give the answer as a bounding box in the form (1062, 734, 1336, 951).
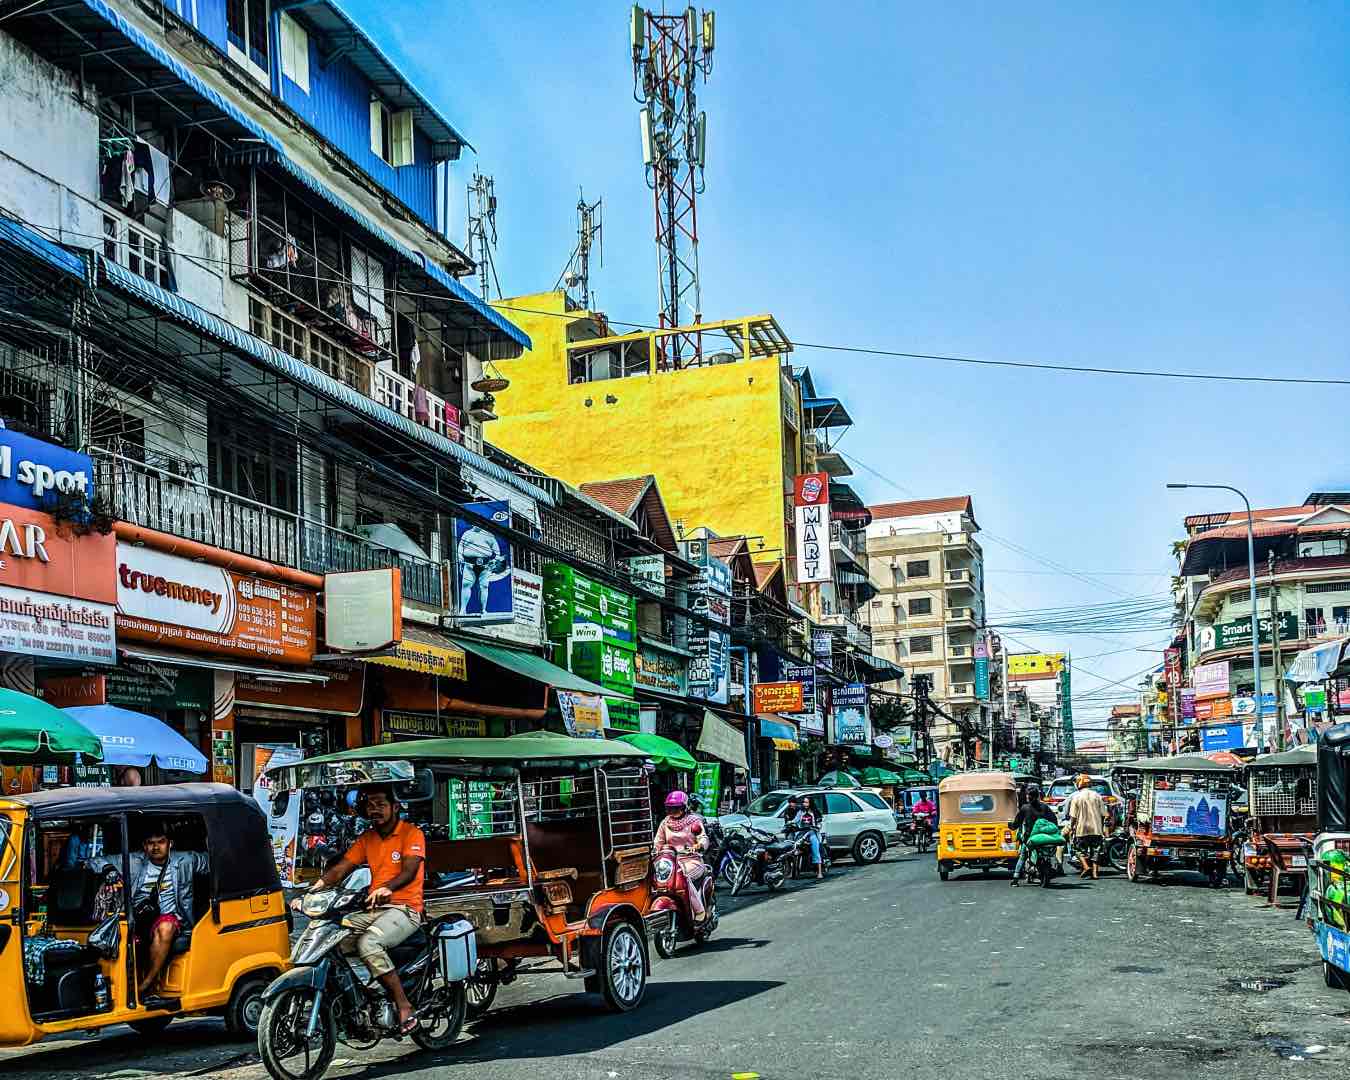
(650, 843, 719, 958)
(1102, 825, 1131, 872)
(1028, 843, 1058, 887)
(729, 826, 796, 895)
(701, 819, 742, 887)
(785, 823, 832, 877)
(257, 872, 473, 1080)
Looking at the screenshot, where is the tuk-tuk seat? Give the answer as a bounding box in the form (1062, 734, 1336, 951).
(45, 865, 105, 925)
(426, 836, 527, 883)
(535, 867, 579, 881)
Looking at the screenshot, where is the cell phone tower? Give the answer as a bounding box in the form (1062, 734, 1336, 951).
(466, 170, 500, 299)
(631, 5, 715, 369)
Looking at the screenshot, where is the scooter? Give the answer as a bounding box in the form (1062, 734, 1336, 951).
(650, 839, 718, 958)
(729, 826, 796, 895)
(785, 823, 832, 878)
(257, 871, 474, 1080)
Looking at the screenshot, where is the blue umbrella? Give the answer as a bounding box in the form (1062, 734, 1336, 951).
(63, 705, 209, 773)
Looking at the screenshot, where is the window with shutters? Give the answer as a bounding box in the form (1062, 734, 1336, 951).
(349, 244, 388, 328)
(279, 13, 310, 92)
(369, 97, 414, 167)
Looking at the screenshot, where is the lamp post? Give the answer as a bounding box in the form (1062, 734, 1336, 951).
(1168, 483, 1265, 749)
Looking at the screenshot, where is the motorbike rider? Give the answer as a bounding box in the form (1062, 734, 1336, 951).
(1009, 785, 1058, 887)
(795, 795, 826, 879)
(910, 792, 937, 839)
(294, 786, 426, 1034)
(653, 790, 710, 921)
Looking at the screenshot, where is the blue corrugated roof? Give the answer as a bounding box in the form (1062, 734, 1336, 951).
(802, 396, 854, 428)
(94, 254, 552, 508)
(75, 0, 527, 351)
(279, 0, 471, 155)
(0, 216, 87, 280)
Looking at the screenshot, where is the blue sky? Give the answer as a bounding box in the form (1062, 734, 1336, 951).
(352, 1, 1350, 729)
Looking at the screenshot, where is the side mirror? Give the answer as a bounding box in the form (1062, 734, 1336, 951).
(271, 789, 291, 818)
(395, 768, 435, 803)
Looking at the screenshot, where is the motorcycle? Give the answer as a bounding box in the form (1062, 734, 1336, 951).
(907, 811, 935, 854)
(1027, 843, 1058, 887)
(729, 826, 796, 895)
(701, 819, 743, 887)
(785, 823, 832, 877)
(257, 872, 473, 1080)
(650, 841, 719, 958)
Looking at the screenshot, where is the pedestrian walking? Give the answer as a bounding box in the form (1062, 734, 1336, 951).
(1065, 774, 1107, 880)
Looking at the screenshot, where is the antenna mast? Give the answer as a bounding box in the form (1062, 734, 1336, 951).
(632, 5, 715, 369)
(466, 170, 500, 299)
(556, 189, 604, 311)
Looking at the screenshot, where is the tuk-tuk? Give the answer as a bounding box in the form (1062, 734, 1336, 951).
(266, 733, 674, 1019)
(1239, 745, 1317, 894)
(0, 784, 289, 1047)
(936, 772, 1020, 881)
(1306, 723, 1350, 989)
(1124, 754, 1237, 886)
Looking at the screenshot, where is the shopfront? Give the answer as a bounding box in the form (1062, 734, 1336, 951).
(757, 715, 800, 789)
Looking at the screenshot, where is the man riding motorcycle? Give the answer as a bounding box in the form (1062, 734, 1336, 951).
(653, 790, 710, 921)
(910, 794, 937, 844)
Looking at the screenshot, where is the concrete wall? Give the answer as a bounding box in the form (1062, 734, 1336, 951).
(489, 291, 793, 572)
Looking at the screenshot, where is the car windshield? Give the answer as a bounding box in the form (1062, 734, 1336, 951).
(1047, 782, 1076, 800)
(745, 793, 790, 816)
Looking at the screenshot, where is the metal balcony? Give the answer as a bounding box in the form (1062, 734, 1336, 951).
(94, 450, 443, 606)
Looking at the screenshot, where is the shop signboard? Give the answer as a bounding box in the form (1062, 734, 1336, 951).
(1305, 687, 1329, 710)
(697, 708, 748, 771)
(382, 711, 484, 738)
(324, 569, 401, 651)
(115, 543, 317, 664)
(478, 569, 544, 647)
(792, 473, 832, 584)
(626, 555, 666, 597)
(752, 681, 805, 714)
(687, 552, 731, 705)
(557, 691, 607, 739)
(567, 638, 636, 695)
(781, 659, 817, 715)
(211, 729, 234, 786)
(1164, 647, 1183, 688)
(694, 761, 721, 816)
(0, 429, 94, 512)
(974, 636, 989, 700)
(251, 744, 304, 885)
(830, 682, 871, 746)
(1193, 661, 1231, 700)
(1201, 722, 1245, 751)
(453, 501, 513, 624)
(812, 627, 834, 673)
(892, 724, 916, 755)
(604, 696, 641, 733)
(543, 563, 637, 647)
(104, 662, 214, 713)
(1007, 653, 1063, 679)
(1151, 788, 1226, 839)
(37, 672, 106, 707)
(237, 662, 365, 716)
(1193, 696, 1233, 722)
(364, 629, 468, 680)
(1232, 692, 1277, 717)
(1181, 687, 1196, 720)
(1214, 611, 1299, 651)
(634, 642, 688, 696)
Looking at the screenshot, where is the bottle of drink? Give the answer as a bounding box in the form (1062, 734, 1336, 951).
(94, 973, 111, 1011)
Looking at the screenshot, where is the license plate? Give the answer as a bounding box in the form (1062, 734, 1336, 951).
(1292, 856, 1308, 868)
(1243, 843, 1257, 858)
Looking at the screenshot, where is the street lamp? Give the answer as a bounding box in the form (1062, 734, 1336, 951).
(1167, 483, 1265, 749)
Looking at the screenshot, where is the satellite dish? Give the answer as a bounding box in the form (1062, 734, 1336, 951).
(564, 271, 580, 288)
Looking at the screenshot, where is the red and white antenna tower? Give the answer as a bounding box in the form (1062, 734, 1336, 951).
(631, 6, 715, 369)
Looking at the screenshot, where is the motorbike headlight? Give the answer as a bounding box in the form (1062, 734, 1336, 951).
(653, 856, 676, 884)
(301, 890, 336, 917)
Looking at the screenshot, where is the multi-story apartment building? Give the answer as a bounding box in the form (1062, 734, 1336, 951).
(862, 496, 989, 756)
(1176, 493, 1350, 744)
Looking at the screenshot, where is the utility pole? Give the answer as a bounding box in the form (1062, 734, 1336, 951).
(1268, 550, 1286, 751)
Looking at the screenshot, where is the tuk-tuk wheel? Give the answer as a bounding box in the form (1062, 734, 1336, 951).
(1325, 962, 1350, 991)
(128, 1016, 172, 1037)
(224, 976, 269, 1038)
(938, 863, 951, 881)
(1125, 844, 1140, 883)
(598, 921, 647, 1013)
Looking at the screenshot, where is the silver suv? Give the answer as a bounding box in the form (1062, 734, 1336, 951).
(718, 787, 901, 864)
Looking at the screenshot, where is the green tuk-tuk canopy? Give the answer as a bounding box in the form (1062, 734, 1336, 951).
(1246, 745, 1317, 771)
(616, 733, 696, 771)
(0, 688, 103, 764)
(1126, 753, 1239, 774)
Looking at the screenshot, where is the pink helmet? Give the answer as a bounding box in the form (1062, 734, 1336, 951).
(664, 790, 689, 811)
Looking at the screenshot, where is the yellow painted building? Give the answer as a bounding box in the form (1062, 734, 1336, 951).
(488, 291, 828, 581)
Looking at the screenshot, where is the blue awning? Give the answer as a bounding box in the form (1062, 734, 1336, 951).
(70, 0, 527, 352)
(757, 717, 799, 742)
(94, 253, 551, 508)
(0, 216, 86, 281)
(803, 396, 854, 429)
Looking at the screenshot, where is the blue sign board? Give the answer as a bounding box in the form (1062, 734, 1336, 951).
(454, 500, 513, 623)
(1201, 723, 1244, 751)
(0, 428, 94, 511)
(974, 656, 989, 700)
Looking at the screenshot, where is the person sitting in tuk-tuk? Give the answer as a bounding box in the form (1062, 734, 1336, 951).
(92, 820, 209, 998)
(296, 785, 426, 1034)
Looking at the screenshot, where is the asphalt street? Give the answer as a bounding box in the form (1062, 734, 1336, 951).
(5, 849, 1350, 1080)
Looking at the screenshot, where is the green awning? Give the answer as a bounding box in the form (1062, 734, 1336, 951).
(449, 635, 611, 697)
(617, 733, 697, 771)
(0, 689, 104, 764)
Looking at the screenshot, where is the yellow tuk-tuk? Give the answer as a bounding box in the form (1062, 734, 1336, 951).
(0, 784, 290, 1047)
(936, 772, 1021, 881)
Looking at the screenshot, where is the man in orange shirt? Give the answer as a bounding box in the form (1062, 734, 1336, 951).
(300, 786, 426, 1033)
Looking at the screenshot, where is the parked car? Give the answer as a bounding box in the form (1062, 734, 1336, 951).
(718, 787, 901, 864)
(1044, 774, 1124, 828)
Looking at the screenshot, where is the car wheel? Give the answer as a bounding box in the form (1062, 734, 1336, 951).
(853, 832, 884, 865)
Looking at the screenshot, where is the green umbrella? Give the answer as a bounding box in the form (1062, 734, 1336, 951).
(817, 769, 861, 788)
(860, 766, 905, 786)
(0, 688, 103, 764)
(616, 732, 697, 771)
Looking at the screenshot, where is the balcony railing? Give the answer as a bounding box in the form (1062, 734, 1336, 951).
(946, 606, 976, 624)
(829, 520, 867, 560)
(948, 643, 972, 659)
(944, 568, 973, 585)
(949, 682, 975, 699)
(819, 610, 873, 651)
(95, 450, 443, 606)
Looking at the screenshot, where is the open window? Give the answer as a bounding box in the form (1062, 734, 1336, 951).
(370, 99, 414, 167)
(226, 0, 270, 86)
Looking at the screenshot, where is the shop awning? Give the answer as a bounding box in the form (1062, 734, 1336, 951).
(449, 635, 610, 697)
(1287, 637, 1350, 683)
(119, 647, 329, 683)
(758, 716, 799, 743)
(358, 626, 469, 680)
(697, 709, 749, 771)
(770, 738, 799, 751)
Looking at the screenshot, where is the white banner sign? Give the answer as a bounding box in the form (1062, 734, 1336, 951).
(792, 473, 833, 584)
(0, 584, 116, 665)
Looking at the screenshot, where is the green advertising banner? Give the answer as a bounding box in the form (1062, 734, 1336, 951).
(604, 696, 642, 733)
(448, 779, 497, 839)
(543, 563, 637, 646)
(694, 761, 721, 816)
(107, 664, 214, 713)
(1215, 611, 1299, 651)
(568, 639, 637, 694)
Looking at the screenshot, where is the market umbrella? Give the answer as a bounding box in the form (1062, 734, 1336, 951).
(1203, 750, 1245, 768)
(64, 705, 208, 773)
(616, 732, 697, 771)
(0, 689, 103, 764)
(817, 769, 861, 788)
(859, 766, 905, 786)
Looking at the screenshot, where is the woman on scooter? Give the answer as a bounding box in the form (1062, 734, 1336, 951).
(797, 796, 826, 879)
(653, 790, 710, 921)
